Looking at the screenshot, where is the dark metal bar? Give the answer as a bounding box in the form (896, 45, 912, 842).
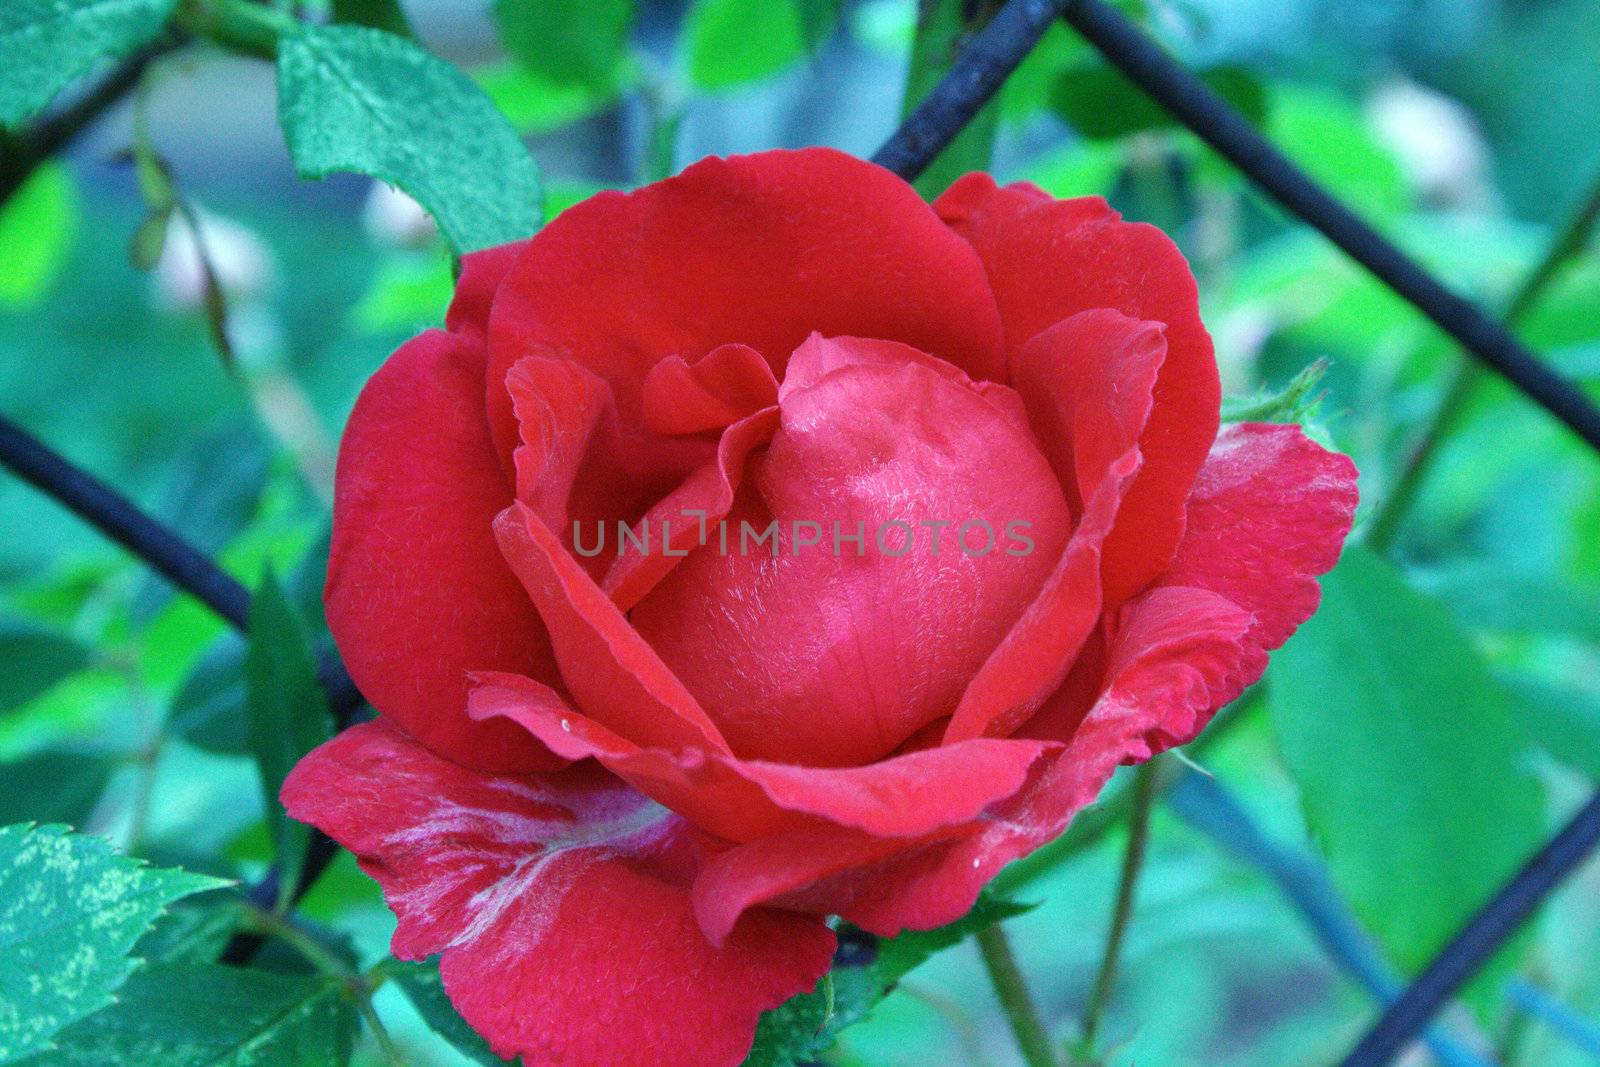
(871, 0, 1067, 179)
(0, 413, 363, 930)
(1167, 771, 1493, 1067)
(0, 413, 251, 628)
(0, 38, 177, 204)
(1339, 790, 1600, 1066)
(1057, 0, 1600, 455)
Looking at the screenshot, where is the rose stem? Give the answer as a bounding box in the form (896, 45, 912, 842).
(975, 922, 1059, 1067)
(1073, 756, 1158, 1062)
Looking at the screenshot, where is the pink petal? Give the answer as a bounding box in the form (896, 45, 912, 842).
(325, 329, 559, 772)
(282, 721, 834, 1067)
(643, 343, 780, 436)
(492, 500, 731, 752)
(1155, 421, 1360, 708)
(601, 407, 780, 612)
(936, 177, 1220, 606)
(631, 338, 1071, 766)
(747, 587, 1252, 938)
(445, 240, 526, 341)
(943, 310, 1164, 743)
(470, 672, 1055, 849)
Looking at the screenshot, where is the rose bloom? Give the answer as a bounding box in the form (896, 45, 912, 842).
(284, 149, 1357, 1066)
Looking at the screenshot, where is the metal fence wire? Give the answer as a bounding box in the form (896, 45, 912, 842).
(2, 1, 1599, 1065)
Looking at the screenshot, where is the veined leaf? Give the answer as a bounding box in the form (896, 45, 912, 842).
(0, 0, 175, 128)
(36, 962, 356, 1064)
(1268, 546, 1545, 976)
(243, 570, 333, 905)
(276, 24, 543, 253)
(746, 891, 1036, 1066)
(0, 823, 226, 1063)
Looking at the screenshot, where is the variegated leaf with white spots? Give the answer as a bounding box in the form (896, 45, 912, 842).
(0, 823, 227, 1063)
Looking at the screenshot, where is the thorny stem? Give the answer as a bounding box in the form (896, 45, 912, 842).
(975, 922, 1059, 1067)
(1073, 757, 1158, 1062)
(1365, 169, 1600, 551)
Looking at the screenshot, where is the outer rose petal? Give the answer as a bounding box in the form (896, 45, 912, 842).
(326, 329, 558, 772)
(935, 176, 1221, 607)
(486, 148, 1007, 466)
(1154, 421, 1360, 711)
(469, 672, 1054, 848)
(283, 721, 834, 1067)
(445, 240, 526, 340)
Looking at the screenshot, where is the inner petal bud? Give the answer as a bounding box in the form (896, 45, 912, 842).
(629, 335, 1071, 767)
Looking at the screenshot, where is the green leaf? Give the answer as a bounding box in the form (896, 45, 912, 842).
(746, 891, 1036, 1065)
(1266, 87, 1408, 220)
(0, 163, 77, 306)
(330, 0, 412, 36)
(1268, 547, 1546, 976)
(132, 899, 242, 967)
(37, 962, 356, 1064)
(475, 61, 630, 136)
(0, 619, 89, 711)
(391, 958, 506, 1065)
(170, 532, 330, 756)
(0, 751, 113, 825)
(276, 23, 543, 253)
(1052, 61, 1265, 141)
(0, 0, 176, 128)
(243, 570, 333, 904)
(899, 0, 1001, 201)
(0, 823, 226, 1062)
(492, 0, 632, 96)
(794, 0, 840, 53)
(685, 0, 806, 91)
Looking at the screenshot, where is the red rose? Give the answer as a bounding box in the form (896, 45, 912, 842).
(283, 148, 1357, 1066)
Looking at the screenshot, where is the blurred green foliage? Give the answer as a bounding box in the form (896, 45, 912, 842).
(2, 0, 1599, 1065)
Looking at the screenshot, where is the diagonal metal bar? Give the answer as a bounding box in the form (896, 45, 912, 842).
(0, 412, 362, 943)
(1056, 0, 1600, 455)
(0, 37, 179, 204)
(1339, 790, 1600, 1066)
(872, 0, 1067, 179)
(1167, 770, 1494, 1067)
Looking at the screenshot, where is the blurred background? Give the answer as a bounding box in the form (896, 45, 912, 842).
(2, 1, 1599, 1064)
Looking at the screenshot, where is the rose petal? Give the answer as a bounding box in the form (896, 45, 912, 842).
(643, 343, 780, 436)
(936, 177, 1220, 606)
(493, 500, 731, 752)
(1154, 421, 1360, 710)
(943, 310, 1164, 743)
(470, 672, 1055, 849)
(445, 239, 526, 341)
(601, 407, 780, 612)
(325, 329, 559, 772)
(631, 338, 1071, 766)
(282, 720, 833, 1067)
(486, 148, 1006, 467)
(733, 587, 1252, 939)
